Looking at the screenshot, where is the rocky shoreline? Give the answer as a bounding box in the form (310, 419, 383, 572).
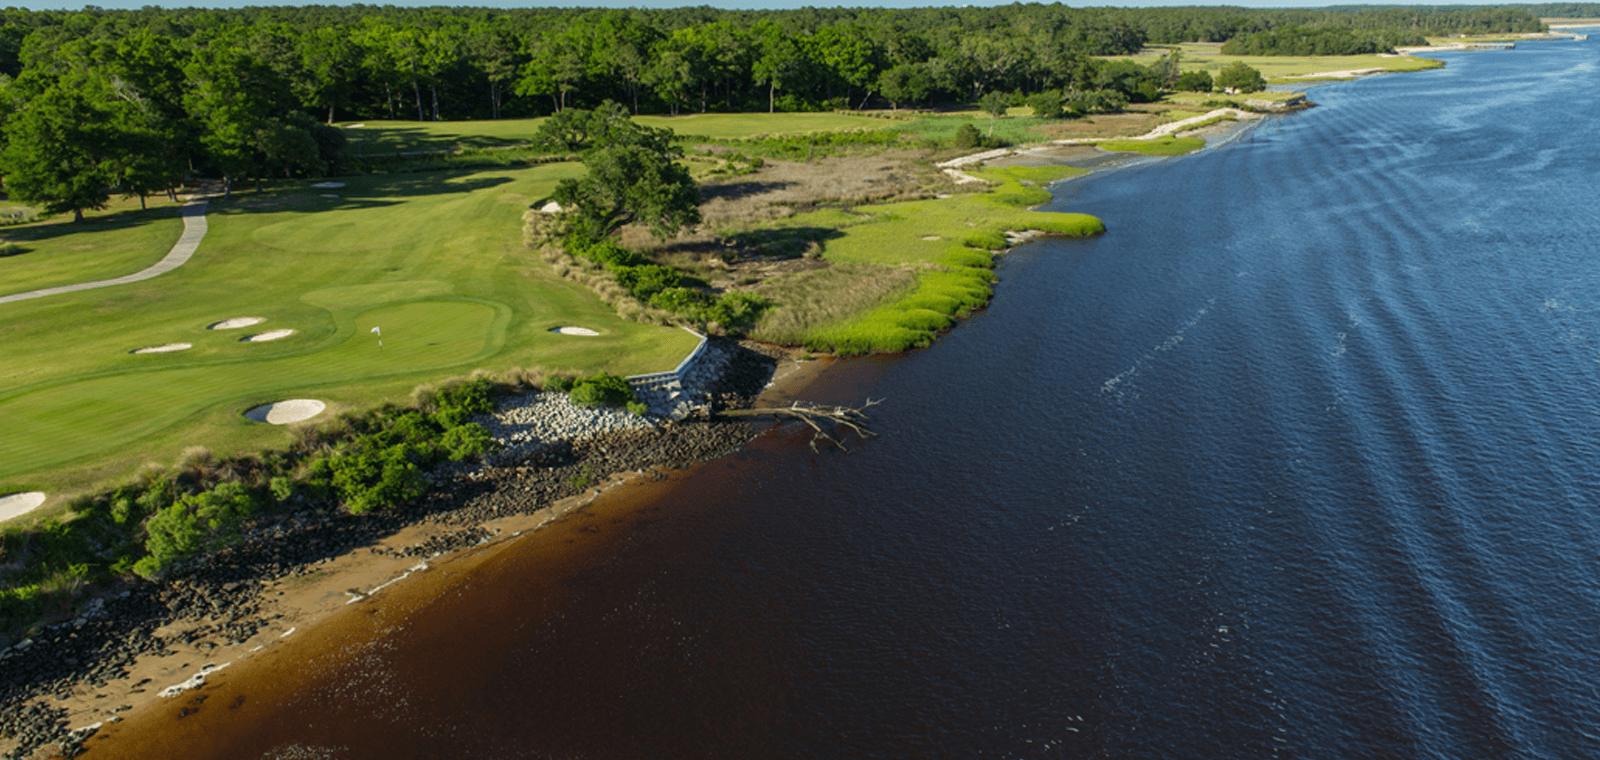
(0, 339, 782, 760)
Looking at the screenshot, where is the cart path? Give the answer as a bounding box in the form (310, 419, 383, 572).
(0, 198, 209, 306)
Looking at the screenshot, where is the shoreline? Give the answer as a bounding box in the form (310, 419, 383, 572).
(0, 340, 827, 760)
(4, 68, 1362, 756)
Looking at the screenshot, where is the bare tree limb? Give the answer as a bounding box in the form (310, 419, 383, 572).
(722, 398, 881, 452)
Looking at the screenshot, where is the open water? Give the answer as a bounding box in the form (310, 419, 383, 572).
(113, 40, 1600, 760)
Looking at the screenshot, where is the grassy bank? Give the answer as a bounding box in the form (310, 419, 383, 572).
(748, 164, 1102, 354)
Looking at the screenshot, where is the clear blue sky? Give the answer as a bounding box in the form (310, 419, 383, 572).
(7, 1, 1540, 10)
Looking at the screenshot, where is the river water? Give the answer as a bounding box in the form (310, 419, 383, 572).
(103, 41, 1600, 759)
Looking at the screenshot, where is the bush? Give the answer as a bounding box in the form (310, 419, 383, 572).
(0, 242, 24, 257)
(1215, 62, 1267, 94)
(1028, 91, 1064, 119)
(1176, 70, 1213, 93)
(329, 444, 424, 515)
(568, 372, 636, 408)
(953, 123, 982, 149)
(134, 482, 259, 578)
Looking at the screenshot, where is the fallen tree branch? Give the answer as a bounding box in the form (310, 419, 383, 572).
(721, 398, 881, 452)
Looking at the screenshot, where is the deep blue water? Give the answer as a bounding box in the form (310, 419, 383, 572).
(150, 41, 1600, 760)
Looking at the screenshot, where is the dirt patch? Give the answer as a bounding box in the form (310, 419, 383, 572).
(692, 152, 943, 230)
(1033, 111, 1174, 140)
(610, 152, 944, 295)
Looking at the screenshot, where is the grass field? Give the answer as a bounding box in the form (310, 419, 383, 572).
(0, 197, 186, 295)
(342, 112, 892, 154)
(1164, 47, 1446, 81)
(0, 164, 698, 502)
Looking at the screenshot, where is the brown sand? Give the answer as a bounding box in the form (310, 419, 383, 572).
(58, 348, 830, 759)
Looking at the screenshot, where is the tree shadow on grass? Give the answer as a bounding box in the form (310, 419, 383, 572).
(205, 172, 518, 219)
(699, 180, 797, 203)
(344, 123, 531, 155)
(0, 204, 184, 245)
(719, 225, 843, 261)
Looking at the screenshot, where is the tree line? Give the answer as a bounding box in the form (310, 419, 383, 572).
(0, 4, 1547, 221)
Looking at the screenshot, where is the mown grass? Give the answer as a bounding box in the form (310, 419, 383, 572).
(0, 196, 186, 296)
(1160, 48, 1446, 81)
(342, 112, 891, 155)
(1097, 136, 1208, 156)
(0, 164, 698, 506)
(751, 165, 1102, 354)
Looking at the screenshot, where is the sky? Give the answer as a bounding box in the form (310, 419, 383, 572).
(5, 0, 1547, 11)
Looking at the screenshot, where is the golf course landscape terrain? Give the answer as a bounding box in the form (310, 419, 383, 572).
(0, 165, 700, 501)
(0, 48, 1444, 514)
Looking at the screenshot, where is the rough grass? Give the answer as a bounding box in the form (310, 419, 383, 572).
(0, 164, 698, 503)
(749, 263, 917, 345)
(753, 165, 1103, 355)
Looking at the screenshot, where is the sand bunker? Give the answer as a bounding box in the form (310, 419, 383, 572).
(209, 317, 265, 330)
(241, 329, 296, 343)
(311, 181, 346, 188)
(538, 201, 563, 213)
(551, 326, 600, 336)
(131, 343, 192, 354)
(245, 399, 326, 425)
(320, 194, 339, 198)
(0, 492, 46, 521)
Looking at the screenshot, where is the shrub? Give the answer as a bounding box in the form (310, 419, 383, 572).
(568, 372, 636, 408)
(329, 444, 424, 515)
(953, 123, 982, 149)
(1028, 91, 1064, 119)
(0, 242, 24, 257)
(1176, 70, 1213, 93)
(134, 482, 259, 578)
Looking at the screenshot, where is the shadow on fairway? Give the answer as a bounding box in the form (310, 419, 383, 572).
(345, 124, 526, 154)
(205, 174, 517, 218)
(0, 205, 183, 244)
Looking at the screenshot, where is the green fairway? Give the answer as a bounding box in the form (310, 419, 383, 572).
(341, 113, 892, 155)
(0, 165, 699, 496)
(0, 197, 186, 297)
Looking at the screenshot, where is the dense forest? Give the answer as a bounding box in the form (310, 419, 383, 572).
(0, 4, 1548, 218)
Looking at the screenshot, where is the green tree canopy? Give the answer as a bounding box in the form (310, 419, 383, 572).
(1215, 61, 1267, 93)
(552, 102, 700, 242)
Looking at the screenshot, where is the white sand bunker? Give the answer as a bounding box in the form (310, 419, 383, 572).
(551, 326, 599, 336)
(241, 329, 296, 343)
(311, 181, 346, 188)
(0, 492, 46, 521)
(245, 399, 326, 425)
(209, 317, 265, 330)
(131, 343, 192, 354)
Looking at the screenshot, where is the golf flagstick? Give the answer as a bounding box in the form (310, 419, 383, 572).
(372, 325, 382, 350)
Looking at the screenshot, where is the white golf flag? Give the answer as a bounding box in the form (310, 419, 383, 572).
(371, 326, 381, 335)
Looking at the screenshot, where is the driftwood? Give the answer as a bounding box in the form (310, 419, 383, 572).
(722, 398, 881, 452)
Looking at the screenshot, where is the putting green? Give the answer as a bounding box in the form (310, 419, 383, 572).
(0, 299, 502, 477)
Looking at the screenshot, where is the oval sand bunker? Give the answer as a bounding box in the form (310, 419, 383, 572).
(245, 399, 326, 425)
(131, 343, 192, 354)
(0, 492, 47, 522)
(209, 317, 265, 330)
(241, 329, 296, 343)
(551, 326, 600, 336)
